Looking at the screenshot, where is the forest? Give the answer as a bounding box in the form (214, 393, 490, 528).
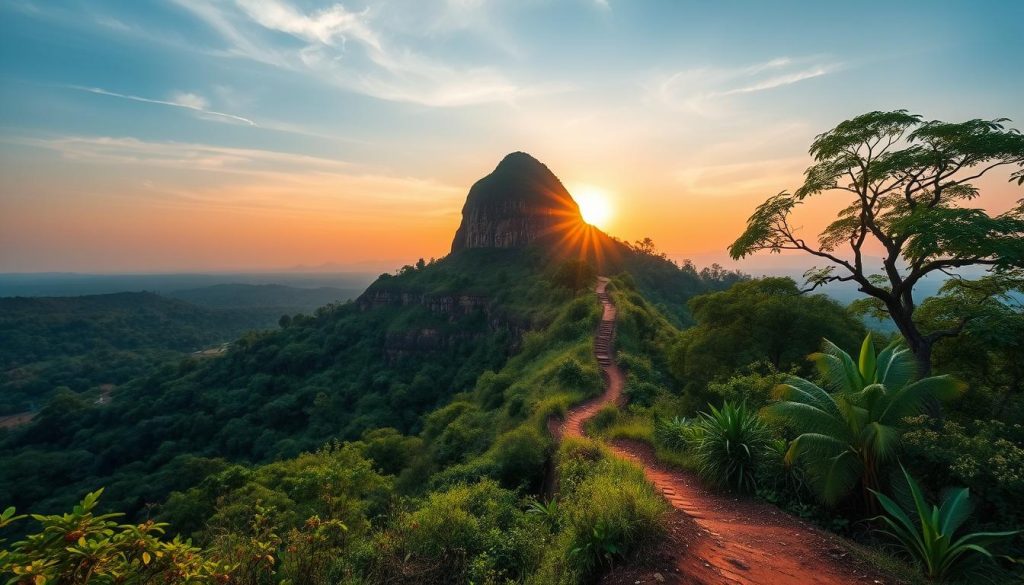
(1, 110, 1023, 585)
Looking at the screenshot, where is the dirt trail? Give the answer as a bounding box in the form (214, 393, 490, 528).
(557, 277, 892, 585)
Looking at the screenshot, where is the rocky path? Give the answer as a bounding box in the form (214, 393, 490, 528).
(557, 278, 894, 585)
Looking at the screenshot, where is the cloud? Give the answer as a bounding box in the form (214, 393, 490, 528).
(170, 0, 554, 107)
(717, 65, 836, 96)
(235, 0, 380, 49)
(651, 57, 842, 115)
(71, 86, 256, 126)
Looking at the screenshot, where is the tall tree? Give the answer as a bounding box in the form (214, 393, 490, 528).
(730, 110, 1024, 375)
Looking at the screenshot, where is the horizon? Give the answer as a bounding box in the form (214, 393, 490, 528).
(2, 1, 1023, 273)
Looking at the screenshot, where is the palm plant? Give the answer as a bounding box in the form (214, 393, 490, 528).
(765, 334, 964, 507)
(872, 465, 1019, 581)
(691, 402, 771, 493)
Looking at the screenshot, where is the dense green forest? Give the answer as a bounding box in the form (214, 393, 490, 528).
(0, 293, 289, 415)
(0, 286, 362, 416)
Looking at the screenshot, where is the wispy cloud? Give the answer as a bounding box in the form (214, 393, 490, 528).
(717, 65, 836, 96)
(70, 86, 256, 126)
(651, 57, 843, 115)
(170, 0, 558, 107)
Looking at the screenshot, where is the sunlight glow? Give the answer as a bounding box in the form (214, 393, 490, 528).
(574, 187, 614, 229)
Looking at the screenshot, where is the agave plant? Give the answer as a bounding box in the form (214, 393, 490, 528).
(765, 334, 965, 507)
(691, 402, 771, 493)
(872, 465, 1020, 581)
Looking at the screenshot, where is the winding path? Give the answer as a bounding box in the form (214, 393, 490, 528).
(556, 277, 893, 585)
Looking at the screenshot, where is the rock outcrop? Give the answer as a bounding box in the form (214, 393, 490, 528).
(451, 152, 584, 252)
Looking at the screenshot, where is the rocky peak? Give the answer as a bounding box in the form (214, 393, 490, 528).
(450, 152, 584, 252)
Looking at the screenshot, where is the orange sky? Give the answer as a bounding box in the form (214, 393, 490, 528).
(1, 1, 1021, 274)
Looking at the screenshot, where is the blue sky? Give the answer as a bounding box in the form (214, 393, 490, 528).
(1, 0, 1022, 272)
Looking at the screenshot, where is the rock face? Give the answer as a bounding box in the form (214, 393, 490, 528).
(451, 152, 584, 252)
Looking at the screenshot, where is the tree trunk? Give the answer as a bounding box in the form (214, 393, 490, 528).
(883, 301, 933, 377)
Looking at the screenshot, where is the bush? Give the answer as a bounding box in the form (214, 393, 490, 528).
(367, 480, 545, 584)
(902, 416, 1024, 529)
(706, 363, 784, 410)
(0, 490, 232, 584)
(691, 402, 771, 493)
(488, 426, 551, 490)
(562, 458, 666, 578)
(653, 415, 695, 452)
(584, 404, 620, 434)
(556, 358, 599, 391)
(535, 438, 667, 583)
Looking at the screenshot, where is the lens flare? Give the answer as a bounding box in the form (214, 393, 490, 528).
(574, 187, 613, 229)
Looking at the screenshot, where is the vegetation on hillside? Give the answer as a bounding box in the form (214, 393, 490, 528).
(0, 293, 284, 415)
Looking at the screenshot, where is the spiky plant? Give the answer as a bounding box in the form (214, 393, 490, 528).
(872, 465, 1020, 581)
(765, 334, 965, 507)
(691, 402, 771, 493)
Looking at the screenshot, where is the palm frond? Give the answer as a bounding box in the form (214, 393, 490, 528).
(878, 375, 966, 424)
(875, 341, 916, 391)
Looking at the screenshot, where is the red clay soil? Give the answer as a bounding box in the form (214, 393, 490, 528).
(556, 278, 897, 585)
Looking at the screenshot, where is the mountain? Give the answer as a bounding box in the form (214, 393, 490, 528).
(451, 151, 583, 252)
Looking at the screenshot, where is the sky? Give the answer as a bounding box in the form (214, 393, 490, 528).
(1, 0, 1022, 273)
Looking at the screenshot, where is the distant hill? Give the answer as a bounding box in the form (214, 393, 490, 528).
(0, 272, 376, 298)
(168, 283, 361, 313)
(0, 292, 283, 415)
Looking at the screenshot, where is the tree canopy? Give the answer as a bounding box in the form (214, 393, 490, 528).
(729, 110, 1024, 373)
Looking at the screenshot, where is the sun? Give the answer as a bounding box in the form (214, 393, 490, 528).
(574, 187, 613, 229)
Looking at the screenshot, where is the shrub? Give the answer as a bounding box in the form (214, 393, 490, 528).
(0, 490, 232, 584)
(872, 466, 1020, 581)
(902, 416, 1024, 529)
(653, 415, 695, 452)
(691, 402, 771, 493)
(562, 459, 667, 577)
(384, 480, 544, 584)
(537, 438, 668, 583)
(706, 363, 784, 410)
(585, 404, 620, 434)
(556, 358, 598, 391)
(488, 426, 551, 490)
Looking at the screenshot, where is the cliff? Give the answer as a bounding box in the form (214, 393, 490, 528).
(450, 152, 585, 252)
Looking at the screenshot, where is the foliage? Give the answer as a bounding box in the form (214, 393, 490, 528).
(670, 278, 864, 400)
(871, 466, 1020, 581)
(706, 363, 786, 410)
(912, 272, 1024, 420)
(0, 292, 287, 415)
(0, 489, 232, 584)
(730, 110, 1024, 374)
(533, 438, 667, 583)
(160, 442, 390, 542)
(690, 402, 772, 493)
(902, 416, 1024, 529)
(360, 480, 545, 585)
(766, 335, 965, 506)
(653, 415, 694, 452)
(550, 259, 597, 297)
